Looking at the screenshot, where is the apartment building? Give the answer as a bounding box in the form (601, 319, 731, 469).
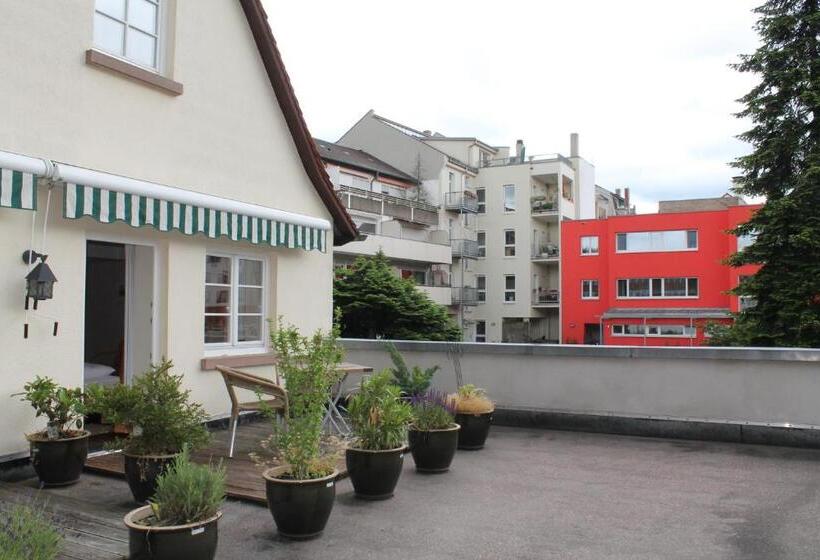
(561, 197, 760, 346)
(316, 139, 452, 306)
(338, 110, 620, 343)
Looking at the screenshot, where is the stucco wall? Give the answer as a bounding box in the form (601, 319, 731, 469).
(340, 339, 820, 428)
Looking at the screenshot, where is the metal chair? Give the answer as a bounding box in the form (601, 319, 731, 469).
(216, 365, 288, 458)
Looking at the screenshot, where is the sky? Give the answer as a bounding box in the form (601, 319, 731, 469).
(264, 0, 762, 213)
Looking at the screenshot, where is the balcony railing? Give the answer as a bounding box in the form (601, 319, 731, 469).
(533, 290, 560, 306)
(337, 186, 439, 226)
(452, 286, 479, 306)
(482, 153, 573, 168)
(444, 191, 479, 213)
(451, 238, 479, 259)
(531, 245, 559, 260)
(531, 197, 558, 217)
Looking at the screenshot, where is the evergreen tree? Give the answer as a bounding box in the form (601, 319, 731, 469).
(333, 252, 461, 341)
(714, 0, 820, 347)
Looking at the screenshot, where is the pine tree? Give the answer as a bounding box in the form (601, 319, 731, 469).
(715, 0, 820, 347)
(333, 252, 462, 341)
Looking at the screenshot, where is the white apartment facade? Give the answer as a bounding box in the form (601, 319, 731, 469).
(338, 111, 626, 343)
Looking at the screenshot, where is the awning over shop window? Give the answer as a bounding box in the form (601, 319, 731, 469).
(0, 168, 37, 210)
(63, 183, 326, 252)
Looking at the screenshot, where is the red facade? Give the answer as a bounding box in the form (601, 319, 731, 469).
(561, 205, 761, 346)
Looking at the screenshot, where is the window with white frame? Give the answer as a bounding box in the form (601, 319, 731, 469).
(448, 172, 455, 191)
(476, 275, 486, 303)
(738, 274, 757, 310)
(476, 231, 486, 258)
(476, 188, 486, 213)
(616, 230, 698, 253)
(94, 0, 163, 71)
(204, 255, 265, 348)
(475, 320, 486, 343)
(616, 277, 698, 298)
(504, 229, 516, 256)
(504, 275, 516, 302)
(503, 185, 516, 212)
(581, 236, 599, 255)
(611, 324, 696, 338)
(582, 279, 599, 299)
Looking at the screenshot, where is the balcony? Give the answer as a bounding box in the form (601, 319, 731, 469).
(444, 190, 479, 213)
(452, 285, 479, 306)
(530, 196, 559, 220)
(533, 289, 559, 307)
(531, 244, 559, 263)
(451, 238, 479, 259)
(418, 284, 453, 306)
(337, 186, 439, 226)
(335, 227, 451, 265)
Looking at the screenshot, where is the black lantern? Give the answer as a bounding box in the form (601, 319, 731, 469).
(23, 251, 57, 310)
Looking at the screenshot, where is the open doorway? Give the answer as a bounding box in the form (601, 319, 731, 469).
(583, 323, 602, 345)
(84, 240, 154, 435)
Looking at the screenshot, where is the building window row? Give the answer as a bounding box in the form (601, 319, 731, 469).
(94, 0, 162, 71)
(503, 185, 516, 212)
(504, 275, 516, 302)
(616, 277, 699, 299)
(205, 254, 265, 348)
(581, 235, 599, 255)
(616, 229, 697, 253)
(477, 188, 486, 214)
(475, 320, 486, 343)
(581, 279, 599, 299)
(611, 324, 696, 338)
(504, 229, 516, 256)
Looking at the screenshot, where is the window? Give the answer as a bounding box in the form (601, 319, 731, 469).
(476, 188, 486, 214)
(504, 229, 516, 257)
(738, 275, 756, 310)
(737, 232, 756, 251)
(476, 275, 486, 303)
(356, 221, 376, 235)
(94, 0, 162, 70)
(401, 270, 427, 285)
(477, 231, 486, 258)
(205, 255, 265, 347)
(616, 277, 699, 298)
(475, 320, 486, 343)
(611, 324, 696, 338)
(448, 172, 455, 191)
(504, 275, 516, 302)
(503, 185, 516, 212)
(581, 236, 599, 255)
(582, 280, 599, 299)
(615, 230, 698, 253)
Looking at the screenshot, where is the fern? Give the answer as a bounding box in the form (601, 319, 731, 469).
(386, 342, 438, 397)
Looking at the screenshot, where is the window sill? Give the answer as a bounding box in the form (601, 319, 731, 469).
(200, 352, 277, 371)
(85, 49, 183, 96)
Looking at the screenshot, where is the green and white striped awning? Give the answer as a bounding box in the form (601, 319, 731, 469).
(63, 183, 326, 252)
(0, 167, 37, 210)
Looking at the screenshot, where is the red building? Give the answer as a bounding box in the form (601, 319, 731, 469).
(561, 199, 761, 346)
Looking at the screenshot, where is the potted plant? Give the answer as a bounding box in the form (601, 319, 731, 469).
(0, 501, 62, 559)
(386, 342, 438, 398)
(408, 390, 460, 473)
(450, 384, 495, 450)
(124, 448, 225, 560)
(345, 370, 413, 500)
(262, 318, 343, 540)
(86, 360, 210, 503)
(15, 377, 88, 486)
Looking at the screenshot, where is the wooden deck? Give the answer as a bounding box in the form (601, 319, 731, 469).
(85, 417, 347, 504)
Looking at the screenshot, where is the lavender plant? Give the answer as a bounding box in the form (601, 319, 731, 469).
(409, 390, 456, 431)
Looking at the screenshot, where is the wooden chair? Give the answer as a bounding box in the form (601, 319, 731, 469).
(216, 366, 288, 458)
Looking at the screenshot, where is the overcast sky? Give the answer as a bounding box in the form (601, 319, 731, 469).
(264, 0, 761, 213)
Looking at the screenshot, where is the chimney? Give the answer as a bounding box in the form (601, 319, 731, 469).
(624, 187, 631, 209)
(516, 139, 525, 162)
(570, 133, 579, 157)
(615, 188, 621, 197)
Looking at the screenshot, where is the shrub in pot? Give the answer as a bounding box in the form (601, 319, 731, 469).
(386, 341, 438, 398)
(16, 377, 88, 486)
(345, 370, 413, 500)
(261, 318, 343, 540)
(408, 390, 460, 473)
(124, 448, 225, 560)
(86, 360, 210, 503)
(450, 385, 495, 450)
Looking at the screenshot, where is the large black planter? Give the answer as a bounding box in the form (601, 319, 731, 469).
(124, 453, 177, 503)
(345, 446, 406, 500)
(124, 505, 221, 560)
(28, 431, 90, 486)
(408, 424, 460, 473)
(263, 467, 338, 540)
(454, 411, 493, 450)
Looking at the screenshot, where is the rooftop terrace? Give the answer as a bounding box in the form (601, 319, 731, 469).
(3, 423, 820, 559)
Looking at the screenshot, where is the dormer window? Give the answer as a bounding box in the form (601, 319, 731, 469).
(94, 0, 161, 71)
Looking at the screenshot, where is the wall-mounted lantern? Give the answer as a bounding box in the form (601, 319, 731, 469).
(22, 250, 57, 310)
